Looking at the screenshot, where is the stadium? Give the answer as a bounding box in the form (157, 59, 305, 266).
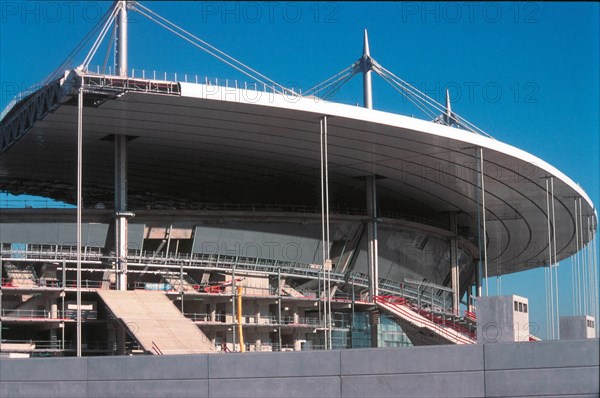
(0, 1, 598, 361)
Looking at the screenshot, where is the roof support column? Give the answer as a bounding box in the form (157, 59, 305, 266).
(114, 135, 132, 290)
(449, 212, 460, 316)
(545, 176, 560, 339)
(475, 148, 488, 297)
(114, 1, 131, 291)
(366, 175, 379, 300)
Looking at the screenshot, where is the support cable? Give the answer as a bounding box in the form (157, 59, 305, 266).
(375, 66, 446, 116)
(375, 65, 493, 138)
(315, 70, 355, 99)
(321, 71, 360, 101)
(102, 23, 117, 75)
(131, 2, 295, 96)
(377, 72, 439, 120)
(42, 3, 118, 85)
(81, 4, 121, 70)
(304, 65, 356, 96)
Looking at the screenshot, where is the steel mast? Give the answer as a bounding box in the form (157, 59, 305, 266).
(361, 30, 373, 109)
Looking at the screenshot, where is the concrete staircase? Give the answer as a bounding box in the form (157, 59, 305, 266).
(97, 290, 215, 355)
(375, 296, 475, 345)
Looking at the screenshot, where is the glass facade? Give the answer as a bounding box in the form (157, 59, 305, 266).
(378, 314, 413, 348)
(305, 312, 412, 350)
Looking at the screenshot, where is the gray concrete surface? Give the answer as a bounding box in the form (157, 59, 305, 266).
(0, 339, 598, 398)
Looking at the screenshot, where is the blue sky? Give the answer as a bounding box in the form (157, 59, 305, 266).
(1, 1, 599, 338)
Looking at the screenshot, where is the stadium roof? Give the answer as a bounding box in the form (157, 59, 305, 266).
(0, 69, 597, 276)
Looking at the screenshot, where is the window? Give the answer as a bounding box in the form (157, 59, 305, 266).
(514, 301, 519, 311)
(523, 303, 528, 313)
(518, 302, 523, 312)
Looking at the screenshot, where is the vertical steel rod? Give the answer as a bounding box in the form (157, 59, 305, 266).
(545, 178, 554, 338)
(578, 198, 584, 315)
(76, 78, 83, 357)
(574, 198, 580, 314)
(319, 119, 327, 350)
(324, 116, 332, 349)
(550, 177, 559, 338)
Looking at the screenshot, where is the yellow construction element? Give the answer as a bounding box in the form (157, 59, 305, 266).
(236, 285, 245, 352)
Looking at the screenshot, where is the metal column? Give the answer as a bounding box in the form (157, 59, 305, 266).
(366, 174, 379, 348)
(366, 175, 379, 300)
(449, 212, 460, 316)
(116, 1, 128, 78)
(480, 149, 489, 296)
(114, 134, 130, 291)
(475, 148, 488, 296)
(114, 1, 130, 291)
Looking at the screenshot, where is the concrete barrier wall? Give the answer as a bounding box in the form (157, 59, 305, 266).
(1, 339, 598, 398)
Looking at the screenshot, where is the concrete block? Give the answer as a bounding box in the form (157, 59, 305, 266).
(88, 379, 209, 398)
(560, 316, 597, 339)
(209, 376, 341, 398)
(208, 350, 340, 379)
(341, 345, 483, 375)
(485, 367, 599, 397)
(88, 354, 209, 380)
(477, 295, 530, 343)
(0, 358, 87, 381)
(341, 372, 485, 398)
(0, 381, 87, 398)
(484, 339, 599, 370)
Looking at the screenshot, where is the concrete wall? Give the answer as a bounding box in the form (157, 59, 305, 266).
(1, 339, 598, 398)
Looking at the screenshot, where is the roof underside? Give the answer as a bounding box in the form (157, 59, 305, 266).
(0, 72, 597, 276)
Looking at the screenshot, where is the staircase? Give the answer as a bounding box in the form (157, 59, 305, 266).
(97, 290, 215, 355)
(375, 295, 475, 345)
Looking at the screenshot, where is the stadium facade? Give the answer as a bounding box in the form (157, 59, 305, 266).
(0, 1, 597, 357)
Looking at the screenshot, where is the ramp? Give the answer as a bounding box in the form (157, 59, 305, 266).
(97, 290, 215, 355)
(375, 296, 475, 345)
